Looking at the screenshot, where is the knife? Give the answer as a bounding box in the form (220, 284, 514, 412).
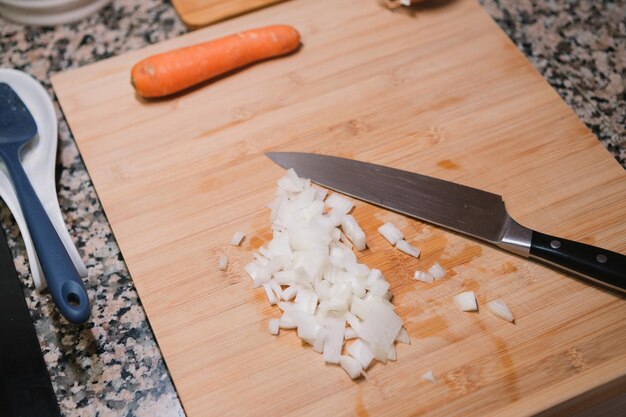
(266, 152, 626, 292)
(0, 228, 61, 417)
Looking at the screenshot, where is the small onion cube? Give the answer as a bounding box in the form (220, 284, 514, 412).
(339, 355, 363, 380)
(319, 299, 348, 314)
(421, 370, 436, 383)
(274, 270, 296, 285)
(428, 262, 445, 279)
(378, 222, 404, 245)
(414, 270, 433, 284)
(395, 239, 420, 258)
(297, 314, 320, 340)
(395, 327, 410, 345)
(326, 193, 354, 215)
(347, 339, 375, 369)
(218, 254, 229, 271)
(315, 188, 328, 201)
(341, 215, 366, 251)
(279, 312, 297, 329)
(487, 299, 514, 323)
(344, 328, 358, 340)
(357, 298, 403, 349)
(268, 318, 280, 335)
(387, 344, 397, 361)
(453, 291, 478, 312)
(263, 283, 278, 306)
(368, 278, 390, 296)
(295, 288, 318, 314)
(344, 311, 362, 332)
(312, 328, 326, 353)
(281, 286, 298, 301)
(269, 280, 282, 299)
(230, 231, 245, 246)
(323, 318, 345, 364)
(258, 246, 273, 259)
(366, 269, 384, 286)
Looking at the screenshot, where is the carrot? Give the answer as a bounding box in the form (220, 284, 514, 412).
(131, 25, 301, 98)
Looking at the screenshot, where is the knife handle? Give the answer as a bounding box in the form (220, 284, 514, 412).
(529, 231, 626, 292)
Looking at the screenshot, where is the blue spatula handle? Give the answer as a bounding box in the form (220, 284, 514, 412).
(1, 146, 90, 324)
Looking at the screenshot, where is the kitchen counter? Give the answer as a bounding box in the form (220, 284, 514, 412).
(0, 0, 623, 415)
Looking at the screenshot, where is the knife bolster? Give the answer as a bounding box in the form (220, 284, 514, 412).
(496, 216, 532, 257)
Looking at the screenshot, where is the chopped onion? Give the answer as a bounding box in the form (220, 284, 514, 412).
(378, 222, 404, 245)
(341, 215, 367, 251)
(279, 313, 297, 329)
(263, 283, 278, 306)
(312, 328, 326, 353)
(344, 327, 358, 340)
(326, 193, 354, 215)
(297, 314, 321, 339)
(323, 318, 345, 364)
(218, 254, 229, 271)
(268, 318, 280, 335)
(395, 239, 420, 258)
(230, 231, 245, 246)
(347, 339, 375, 369)
(339, 355, 363, 379)
(421, 370, 436, 383)
(487, 299, 514, 323)
(428, 262, 445, 279)
(453, 291, 477, 312)
(281, 286, 298, 301)
(414, 270, 433, 284)
(387, 344, 397, 361)
(395, 327, 410, 344)
(248, 169, 406, 378)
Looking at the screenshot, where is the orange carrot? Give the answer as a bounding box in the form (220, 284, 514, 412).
(131, 25, 301, 98)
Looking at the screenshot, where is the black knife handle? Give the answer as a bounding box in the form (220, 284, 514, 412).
(529, 231, 626, 292)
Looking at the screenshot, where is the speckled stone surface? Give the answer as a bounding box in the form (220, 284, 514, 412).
(0, 0, 623, 415)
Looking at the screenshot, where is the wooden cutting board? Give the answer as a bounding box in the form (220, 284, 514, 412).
(172, 0, 288, 29)
(51, 0, 626, 415)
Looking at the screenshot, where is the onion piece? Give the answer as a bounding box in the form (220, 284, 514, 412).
(339, 355, 363, 379)
(344, 328, 358, 340)
(312, 328, 326, 353)
(395, 239, 420, 258)
(421, 370, 436, 383)
(218, 254, 229, 271)
(268, 318, 280, 335)
(263, 283, 278, 306)
(414, 270, 433, 284)
(387, 344, 397, 361)
(487, 299, 514, 323)
(281, 286, 298, 301)
(347, 339, 375, 369)
(230, 231, 245, 246)
(453, 291, 477, 312)
(297, 314, 321, 339)
(344, 311, 362, 332)
(279, 312, 297, 329)
(395, 327, 410, 344)
(323, 318, 345, 364)
(378, 222, 404, 245)
(326, 193, 354, 215)
(428, 262, 445, 279)
(341, 215, 367, 251)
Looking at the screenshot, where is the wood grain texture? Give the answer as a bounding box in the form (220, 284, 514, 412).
(51, 0, 626, 415)
(172, 0, 288, 29)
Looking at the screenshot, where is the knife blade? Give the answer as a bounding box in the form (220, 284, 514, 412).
(266, 152, 626, 292)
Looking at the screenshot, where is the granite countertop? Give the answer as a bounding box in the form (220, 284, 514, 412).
(0, 0, 624, 415)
